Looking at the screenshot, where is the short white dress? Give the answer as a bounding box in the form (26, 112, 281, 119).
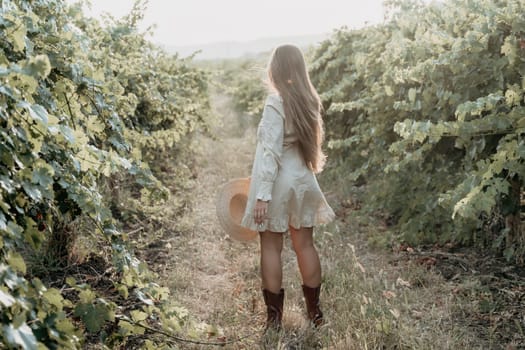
(240, 94, 335, 233)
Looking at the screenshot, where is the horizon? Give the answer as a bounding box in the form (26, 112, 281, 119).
(164, 32, 330, 48)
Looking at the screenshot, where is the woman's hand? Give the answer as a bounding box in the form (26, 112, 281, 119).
(254, 199, 269, 225)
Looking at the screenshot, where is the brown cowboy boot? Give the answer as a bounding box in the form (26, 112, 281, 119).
(302, 284, 323, 327)
(262, 288, 284, 330)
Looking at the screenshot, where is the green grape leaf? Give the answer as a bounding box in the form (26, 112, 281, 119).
(0, 210, 6, 231)
(118, 320, 145, 336)
(130, 310, 148, 322)
(43, 288, 64, 310)
(78, 289, 96, 304)
(75, 147, 100, 172)
(6, 251, 26, 274)
(23, 55, 52, 79)
(54, 319, 77, 337)
(0, 175, 15, 193)
(7, 24, 27, 53)
(501, 35, 517, 64)
(3, 323, 37, 350)
(27, 132, 43, 154)
(31, 163, 54, 188)
(23, 219, 44, 249)
(22, 182, 42, 201)
(17, 102, 48, 126)
(58, 125, 76, 144)
(0, 85, 16, 99)
(0, 289, 16, 307)
(116, 284, 129, 299)
(87, 116, 105, 133)
(65, 277, 77, 287)
(74, 303, 113, 333)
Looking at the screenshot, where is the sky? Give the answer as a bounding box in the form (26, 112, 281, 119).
(76, 0, 387, 47)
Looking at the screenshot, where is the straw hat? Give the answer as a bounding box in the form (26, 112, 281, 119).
(216, 177, 257, 241)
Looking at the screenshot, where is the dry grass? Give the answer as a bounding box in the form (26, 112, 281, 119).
(314, 217, 485, 350)
(143, 88, 509, 349)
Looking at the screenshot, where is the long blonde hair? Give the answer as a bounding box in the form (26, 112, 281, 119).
(267, 44, 326, 173)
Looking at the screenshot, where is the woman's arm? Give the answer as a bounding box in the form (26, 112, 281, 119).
(256, 96, 285, 202)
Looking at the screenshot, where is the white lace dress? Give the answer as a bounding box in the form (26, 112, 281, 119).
(240, 94, 335, 233)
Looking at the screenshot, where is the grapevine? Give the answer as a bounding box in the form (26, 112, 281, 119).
(309, 0, 524, 262)
(0, 0, 211, 347)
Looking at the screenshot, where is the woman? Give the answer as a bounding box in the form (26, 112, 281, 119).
(240, 44, 335, 330)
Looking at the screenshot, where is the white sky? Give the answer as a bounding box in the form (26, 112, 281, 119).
(77, 0, 388, 46)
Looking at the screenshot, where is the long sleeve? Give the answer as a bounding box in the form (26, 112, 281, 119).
(255, 96, 284, 201)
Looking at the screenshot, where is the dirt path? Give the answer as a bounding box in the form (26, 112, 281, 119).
(163, 91, 266, 348)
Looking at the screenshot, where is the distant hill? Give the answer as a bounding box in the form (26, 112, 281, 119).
(164, 33, 330, 60)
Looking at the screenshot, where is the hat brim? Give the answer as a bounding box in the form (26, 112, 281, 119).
(216, 177, 257, 241)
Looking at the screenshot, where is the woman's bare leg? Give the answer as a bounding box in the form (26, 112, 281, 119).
(290, 226, 321, 287)
(259, 230, 284, 293)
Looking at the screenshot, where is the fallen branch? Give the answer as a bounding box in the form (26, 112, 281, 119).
(115, 315, 258, 347)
